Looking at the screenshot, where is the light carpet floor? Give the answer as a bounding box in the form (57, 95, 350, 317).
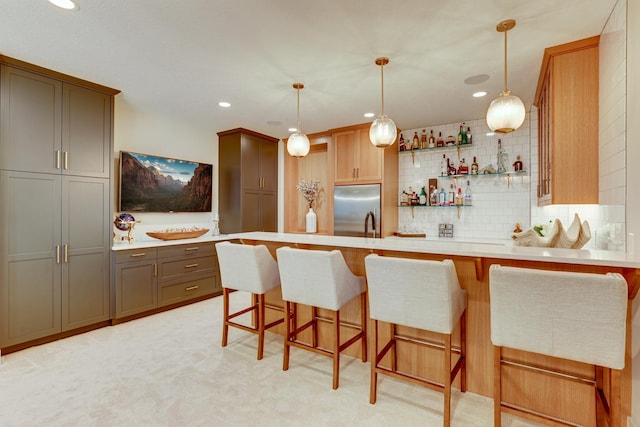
(0, 292, 542, 426)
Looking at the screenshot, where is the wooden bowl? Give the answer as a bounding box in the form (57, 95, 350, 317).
(146, 229, 209, 240)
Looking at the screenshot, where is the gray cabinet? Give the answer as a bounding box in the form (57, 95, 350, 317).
(113, 242, 221, 319)
(218, 128, 278, 233)
(0, 56, 117, 349)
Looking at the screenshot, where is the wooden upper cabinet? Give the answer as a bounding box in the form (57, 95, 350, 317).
(534, 36, 599, 206)
(334, 125, 382, 184)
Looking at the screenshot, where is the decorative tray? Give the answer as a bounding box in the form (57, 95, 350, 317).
(146, 228, 209, 241)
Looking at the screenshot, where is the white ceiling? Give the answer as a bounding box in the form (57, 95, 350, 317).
(0, 0, 616, 139)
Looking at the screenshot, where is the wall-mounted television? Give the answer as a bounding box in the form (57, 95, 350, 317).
(119, 151, 212, 213)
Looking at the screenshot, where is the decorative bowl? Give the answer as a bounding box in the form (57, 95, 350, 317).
(146, 228, 209, 241)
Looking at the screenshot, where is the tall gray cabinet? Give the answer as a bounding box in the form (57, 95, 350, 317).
(0, 56, 119, 349)
(218, 128, 278, 234)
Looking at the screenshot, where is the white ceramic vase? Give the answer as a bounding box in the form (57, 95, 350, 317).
(306, 206, 317, 233)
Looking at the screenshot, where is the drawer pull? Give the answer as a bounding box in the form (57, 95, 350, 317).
(185, 285, 199, 291)
(130, 253, 146, 258)
(185, 263, 199, 268)
(184, 247, 199, 252)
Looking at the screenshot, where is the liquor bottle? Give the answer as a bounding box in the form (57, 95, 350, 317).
(513, 155, 524, 172)
(400, 191, 408, 206)
(428, 129, 436, 148)
(440, 154, 447, 176)
(399, 133, 405, 151)
(420, 129, 427, 149)
(438, 187, 447, 206)
(455, 187, 463, 206)
(448, 184, 455, 204)
(464, 180, 472, 206)
(471, 156, 479, 175)
(412, 132, 420, 150)
(419, 186, 427, 205)
(497, 138, 506, 173)
(457, 125, 464, 145)
(430, 185, 438, 206)
(459, 158, 469, 175)
(466, 127, 472, 145)
(436, 131, 444, 148)
(461, 123, 468, 145)
(449, 158, 457, 176)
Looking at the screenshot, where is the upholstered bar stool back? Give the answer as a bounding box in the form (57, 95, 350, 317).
(215, 241, 284, 360)
(489, 264, 628, 427)
(276, 246, 367, 390)
(365, 254, 467, 427)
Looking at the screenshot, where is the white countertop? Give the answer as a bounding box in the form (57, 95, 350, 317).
(113, 231, 640, 268)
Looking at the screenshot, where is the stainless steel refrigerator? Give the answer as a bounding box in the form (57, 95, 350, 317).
(333, 184, 381, 237)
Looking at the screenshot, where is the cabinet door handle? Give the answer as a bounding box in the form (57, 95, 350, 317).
(154, 263, 158, 277)
(56, 245, 60, 264)
(64, 244, 68, 263)
(352, 168, 355, 178)
(356, 167, 359, 178)
(56, 151, 61, 169)
(185, 285, 199, 291)
(130, 252, 147, 258)
(184, 247, 199, 252)
(185, 263, 198, 269)
(64, 152, 68, 170)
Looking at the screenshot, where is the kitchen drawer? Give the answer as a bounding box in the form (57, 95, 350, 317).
(157, 242, 215, 259)
(115, 248, 158, 264)
(158, 255, 217, 281)
(158, 275, 217, 307)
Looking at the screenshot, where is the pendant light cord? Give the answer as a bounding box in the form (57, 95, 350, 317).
(296, 87, 301, 131)
(380, 63, 385, 116)
(503, 29, 508, 92)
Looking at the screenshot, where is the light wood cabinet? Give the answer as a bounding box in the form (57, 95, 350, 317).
(334, 126, 382, 184)
(218, 128, 279, 233)
(0, 56, 117, 349)
(534, 36, 599, 206)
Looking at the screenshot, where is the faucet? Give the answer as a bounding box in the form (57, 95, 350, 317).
(364, 210, 376, 238)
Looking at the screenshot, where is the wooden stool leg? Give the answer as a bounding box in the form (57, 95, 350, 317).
(360, 292, 367, 362)
(257, 293, 265, 360)
(370, 319, 379, 404)
(608, 368, 623, 427)
(312, 306, 318, 349)
(333, 309, 340, 390)
(460, 311, 467, 392)
(493, 345, 502, 427)
(222, 288, 230, 347)
(283, 301, 292, 371)
(390, 323, 397, 372)
(444, 334, 452, 427)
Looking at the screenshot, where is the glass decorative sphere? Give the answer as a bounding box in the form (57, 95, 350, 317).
(114, 213, 135, 231)
(287, 131, 310, 158)
(369, 114, 397, 147)
(486, 91, 526, 134)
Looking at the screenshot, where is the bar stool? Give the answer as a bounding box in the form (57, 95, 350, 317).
(276, 246, 367, 390)
(215, 241, 284, 360)
(364, 254, 467, 427)
(489, 264, 628, 427)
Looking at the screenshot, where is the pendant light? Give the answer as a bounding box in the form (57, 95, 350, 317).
(287, 83, 310, 158)
(486, 19, 526, 134)
(369, 57, 397, 148)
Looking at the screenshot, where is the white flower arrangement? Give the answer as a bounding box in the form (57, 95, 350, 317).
(296, 179, 320, 208)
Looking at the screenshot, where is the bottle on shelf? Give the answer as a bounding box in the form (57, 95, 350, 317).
(455, 187, 463, 206)
(449, 158, 457, 176)
(399, 133, 405, 151)
(471, 156, 479, 175)
(440, 154, 447, 176)
(459, 158, 469, 175)
(466, 127, 472, 145)
(428, 129, 436, 148)
(461, 123, 468, 145)
(497, 138, 507, 173)
(438, 187, 447, 206)
(436, 131, 444, 148)
(400, 190, 409, 206)
(421, 129, 427, 149)
(457, 125, 464, 145)
(464, 180, 472, 206)
(448, 184, 455, 205)
(412, 132, 420, 150)
(429, 185, 438, 206)
(419, 186, 427, 205)
(513, 155, 524, 172)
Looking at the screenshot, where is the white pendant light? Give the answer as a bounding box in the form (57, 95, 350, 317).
(287, 83, 310, 158)
(369, 57, 397, 148)
(486, 19, 526, 134)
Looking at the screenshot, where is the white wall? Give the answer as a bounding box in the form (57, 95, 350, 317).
(112, 97, 218, 240)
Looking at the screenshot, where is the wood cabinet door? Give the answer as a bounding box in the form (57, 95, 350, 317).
(241, 190, 260, 231)
(334, 130, 358, 183)
(260, 192, 277, 232)
(0, 171, 62, 346)
(61, 176, 110, 330)
(114, 260, 157, 318)
(241, 135, 261, 191)
(62, 84, 111, 178)
(356, 129, 382, 182)
(259, 140, 278, 192)
(0, 65, 62, 174)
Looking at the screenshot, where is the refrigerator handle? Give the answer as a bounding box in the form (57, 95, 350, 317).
(373, 208, 377, 238)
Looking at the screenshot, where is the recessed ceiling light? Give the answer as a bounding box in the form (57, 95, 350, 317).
(486, 132, 495, 136)
(218, 101, 231, 108)
(464, 74, 490, 85)
(288, 127, 297, 132)
(48, 0, 77, 10)
(364, 112, 375, 118)
(473, 91, 487, 98)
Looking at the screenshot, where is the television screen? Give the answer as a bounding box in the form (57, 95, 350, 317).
(119, 151, 212, 212)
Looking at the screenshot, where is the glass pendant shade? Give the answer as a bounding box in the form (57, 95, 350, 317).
(369, 114, 397, 148)
(486, 90, 526, 134)
(287, 130, 310, 158)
